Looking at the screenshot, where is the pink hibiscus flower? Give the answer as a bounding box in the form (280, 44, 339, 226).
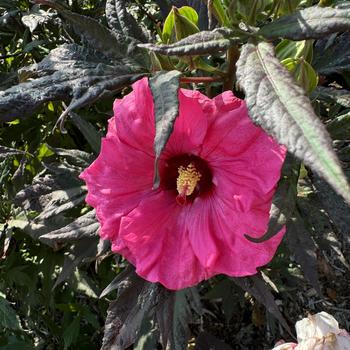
(80, 77, 286, 290)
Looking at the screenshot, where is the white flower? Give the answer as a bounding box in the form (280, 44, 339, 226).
(272, 312, 350, 350)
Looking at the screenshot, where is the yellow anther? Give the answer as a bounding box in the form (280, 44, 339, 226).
(176, 163, 201, 198)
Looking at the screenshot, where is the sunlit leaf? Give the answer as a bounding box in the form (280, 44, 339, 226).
(236, 41, 350, 204)
(0, 44, 145, 122)
(163, 6, 199, 43)
(35, 0, 147, 65)
(140, 28, 239, 56)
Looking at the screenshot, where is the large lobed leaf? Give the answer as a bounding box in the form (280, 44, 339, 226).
(0, 44, 145, 122)
(35, 0, 148, 66)
(12, 147, 106, 288)
(150, 70, 182, 187)
(101, 271, 159, 350)
(140, 28, 239, 56)
(236, 41, 350, 204)
(259, 5, 350, 40)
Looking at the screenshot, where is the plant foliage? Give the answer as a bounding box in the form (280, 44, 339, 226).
(1, 0, 350, 349)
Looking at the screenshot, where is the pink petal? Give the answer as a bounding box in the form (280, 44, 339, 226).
(200, 91, 260, 159)
(187, 193, 285, 278)
(162, 89, 207, 158)
(118, 191, 205, 290)
(80, 119, 154, 242)
(113, 77, 155, 156)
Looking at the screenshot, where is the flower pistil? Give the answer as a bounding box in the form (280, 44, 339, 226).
(176, 163, 201, 205)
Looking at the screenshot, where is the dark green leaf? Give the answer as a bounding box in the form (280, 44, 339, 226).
(313, 33, 350, 76)
(100, 265, 135, 299)
(46, 145, 93, 168)
(311, 174, 350, 246)
(194, 332, 234, 350)
(70, 112, 102, 154)
(259, 5, 350, 40)
(232, 274, 291, 334)
(0, 72, 18, 91)
(15, 163, 82, 212)
(36, 0, 147, 65)
(116, 284, 164, 349)
(327, 112, 350, 140)
(297, 186, 350, 270)
(312, 86, 350, 108)
(140, 28, 238, 56)
(150, 70, 182, 188)
(53, 237, 98, 289)
(0, 44, 145, 122)
(0, 296, 22, 330)
(39, 210, 99, 245)
(286, 212, 321, 294)
(101, 272, 148, 349)
(134, 318, 159, 350)
(245, 154, 300, 243)
(236, 42, 350, 204)
(156, 288, 201, 350)
(105, 0, 149, 42)
(34, 185, 86, 221)
(63, 316, 80, 350)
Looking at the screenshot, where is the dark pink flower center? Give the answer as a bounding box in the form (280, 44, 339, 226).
(161, 154, 213, 205)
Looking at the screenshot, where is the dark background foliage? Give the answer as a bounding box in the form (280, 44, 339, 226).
(0, 0, 350, 349)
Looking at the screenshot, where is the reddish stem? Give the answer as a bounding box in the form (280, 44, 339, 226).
(180, 76, 223, 84)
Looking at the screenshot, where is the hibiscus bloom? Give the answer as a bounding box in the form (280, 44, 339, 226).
(80, 78, 286, 290)
(271, 312, 350, 350)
